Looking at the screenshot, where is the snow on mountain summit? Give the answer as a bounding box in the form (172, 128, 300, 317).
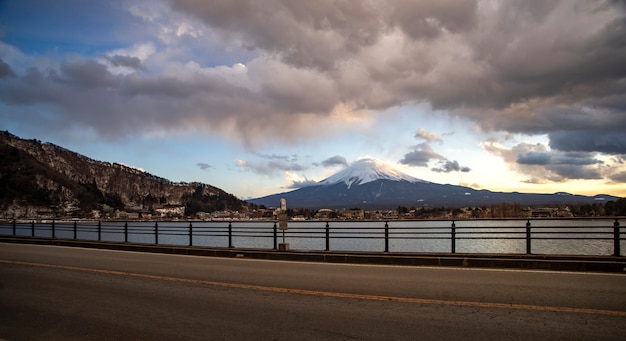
(319, 158, 427, 189)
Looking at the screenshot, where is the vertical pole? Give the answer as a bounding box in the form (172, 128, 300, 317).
(273, 222, 277, 250)
(325, 222, 330, 251)
(51, 220, 55, 238)
(526, 220, 532, 254)
(384, 221, 389, 252)
(98, 221, 102, 241)
(451, 221, 456, 254)
(614, 219, 621, 257)
(12, 219, 16, 236)
(31, 220, 35, 237)
(73, 221, 77, 240)
(228, 222, 233, 248)
(189, 222, 193, 247)
(155, 221, 159, 245)
(124, 221, 128, 243)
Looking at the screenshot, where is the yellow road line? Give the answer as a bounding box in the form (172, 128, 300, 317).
(2, 259, 625, 317)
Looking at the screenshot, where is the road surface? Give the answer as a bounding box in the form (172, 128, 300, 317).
(1, 243, 625, 340)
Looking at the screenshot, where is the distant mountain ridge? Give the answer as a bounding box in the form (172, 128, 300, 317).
(250, 158, 620, 209)
(0, 131, 247, 218)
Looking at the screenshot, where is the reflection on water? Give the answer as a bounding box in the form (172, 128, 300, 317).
(0, 219, 622, 256)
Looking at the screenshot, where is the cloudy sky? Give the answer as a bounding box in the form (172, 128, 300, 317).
(1, 0, 625, 200)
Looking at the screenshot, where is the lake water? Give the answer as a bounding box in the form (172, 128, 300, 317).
(1, 219, 623, 256)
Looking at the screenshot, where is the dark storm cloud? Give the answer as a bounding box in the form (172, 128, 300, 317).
(0, 59, 16, 78)
(170, 0, 626, 153)
(0, 56, 258, 139)
(610, 171, 626, 183)
(432, 160, 471, 173)
(57, 60, 120, 88)
(105, 54, 146, 71)
(516, 150, 603, 180)
(321, 155, 348, 167)
(545, 164, 602, 180)
(549, 131, 626, 154)
(400, 129, 469, 172)
(399, 143, 444, 167)
(516, 152, 552, 166)
(517, 151, 601, 166)
(172, 0, 387, 71)
(390, 0, 478, 40)
(485, 140, 608, 182)
(0, 63, 117, 107)
(2, 0, 625, 160)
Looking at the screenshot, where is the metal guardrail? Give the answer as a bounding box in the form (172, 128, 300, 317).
(0, 219, 624, 256)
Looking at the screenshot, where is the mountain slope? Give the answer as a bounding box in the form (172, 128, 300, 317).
(319, 158, 427, 188)
(0, 131, 248, 218)
(250, 158, 619, 209)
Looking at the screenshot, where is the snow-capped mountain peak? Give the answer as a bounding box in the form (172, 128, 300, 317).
(319, 158, 427, 188)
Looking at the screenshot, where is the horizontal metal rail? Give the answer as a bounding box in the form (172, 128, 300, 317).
(0, 218, 623, 256)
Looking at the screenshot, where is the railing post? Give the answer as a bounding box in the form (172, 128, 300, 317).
(614, 219, 621, 257)
(12, 219, 16, 236)
(384, 221, 389, 252)
(155, 221, 159, 245)
(124, 221, 128, 243)
(31, 220, 35, 237)
(451, 220, 456, 254)
(273, 222, 278, 249)
(73, 221, 77, 239)
(228, 222, 233, 248)
(526, 220, 532, 254)
(189, 222, 193, 247)
(98, 221, 102, 241)
(51, 219, 55, 238)
(325, 222, 330, 251)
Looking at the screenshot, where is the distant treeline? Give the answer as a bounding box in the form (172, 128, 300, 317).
(570, 198, 626, 216)
(403, 198, 626, 218)
(279, 198, 626, 220)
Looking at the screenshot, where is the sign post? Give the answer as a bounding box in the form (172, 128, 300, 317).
(278, 198, 289, 251)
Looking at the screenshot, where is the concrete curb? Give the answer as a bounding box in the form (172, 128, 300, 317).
(2, 236, 625, 273)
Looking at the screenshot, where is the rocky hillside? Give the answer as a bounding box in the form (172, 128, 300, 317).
(0, 131, 249, 219)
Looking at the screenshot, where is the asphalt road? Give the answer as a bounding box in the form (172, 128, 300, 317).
(1, 243, 625, 340)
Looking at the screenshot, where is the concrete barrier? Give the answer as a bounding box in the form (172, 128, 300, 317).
(1, 235, 624, 273)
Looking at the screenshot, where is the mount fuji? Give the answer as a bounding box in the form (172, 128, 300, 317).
(318, 158, 427, 188)
(249, 158, 618, 209)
